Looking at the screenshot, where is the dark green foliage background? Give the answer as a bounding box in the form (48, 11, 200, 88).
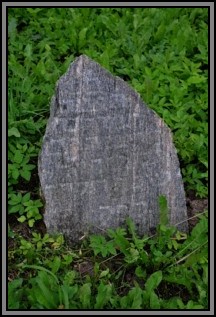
(8, 7, 209, 310)
(8, 7, 208, 197)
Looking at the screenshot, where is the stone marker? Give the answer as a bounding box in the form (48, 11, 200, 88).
(38, 54, 188, 245)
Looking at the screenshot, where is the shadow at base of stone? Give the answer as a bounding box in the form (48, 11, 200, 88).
(34, 196, 209, 238)
(8, 193, 208, 243)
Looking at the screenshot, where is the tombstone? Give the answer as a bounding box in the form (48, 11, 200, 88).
(38, 54, 188, 245)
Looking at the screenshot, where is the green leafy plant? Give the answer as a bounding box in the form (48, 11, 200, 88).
(31, 232, 55, 250)
(8, 192, 43, 227)
(8, 209, 208, 309)
(8, 278, 25, 309)
(143, 271, 163, 309)
(17, 199, 43, 227)
(8, 7, 208, 310)
(8, 7, 208, 199)
(89, 235, 117, 258)
(8, 142, 36, 183)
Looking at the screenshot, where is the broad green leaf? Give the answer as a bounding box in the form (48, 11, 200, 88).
(145, 271, 163, 292)
(163, 271, 193, 293)
(186, 300, 204, 309)
(130, 287, 143, 309)
(23, 200, 33, 207)
(34, 200, 43, 207)
(64, 271, 77, 285)
(22, 192, 31, 203)
(35, 276, 57, 309)
(172, 239, 179, 250)
(120, 295, 128, 309)
(36, 241, 43, 250)
(94, 282, 112, 309)
(8, 193, 22, 205)
(12, 168, 19, 180)
(24, 43, 32, 59)
(20, 169, 31, 181)
(150, 291, 160, 309)
(18, 215, 26, 223)
(61, 284, 70, 309)
(8, 278, 23, 309)
(187, 76, 206, 84)
(8, 278, 23, 290)
(79, 283, 92, 309)
(26, 206, 38, 214)
(27, 210, 34, 218)
(8, 204, 21, 214)
(35, 213, 42, 220)
(145, 66, 152, 76)
(25, 164, 36, 170)
(163, 297, 185, 309)
(8, 127, 20, 137)
(50, 256, 61, 273)
(120, 285, 143, 309)
(99, 269, 110, 278)
(78, 27, 88, 49)
(14, 150, 23, 164)
(28, 218, 35, 227)
(191, 215, 208, 239)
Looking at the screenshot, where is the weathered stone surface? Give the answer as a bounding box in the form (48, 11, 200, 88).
(38, 54, 188, 245)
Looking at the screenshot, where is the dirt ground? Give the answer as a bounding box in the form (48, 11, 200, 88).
(186, 190, 208, 231)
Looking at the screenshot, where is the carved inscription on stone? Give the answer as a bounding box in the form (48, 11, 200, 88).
(38, 55, 188, 245)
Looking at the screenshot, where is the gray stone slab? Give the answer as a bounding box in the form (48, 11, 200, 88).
(38, 55, 188, 245)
